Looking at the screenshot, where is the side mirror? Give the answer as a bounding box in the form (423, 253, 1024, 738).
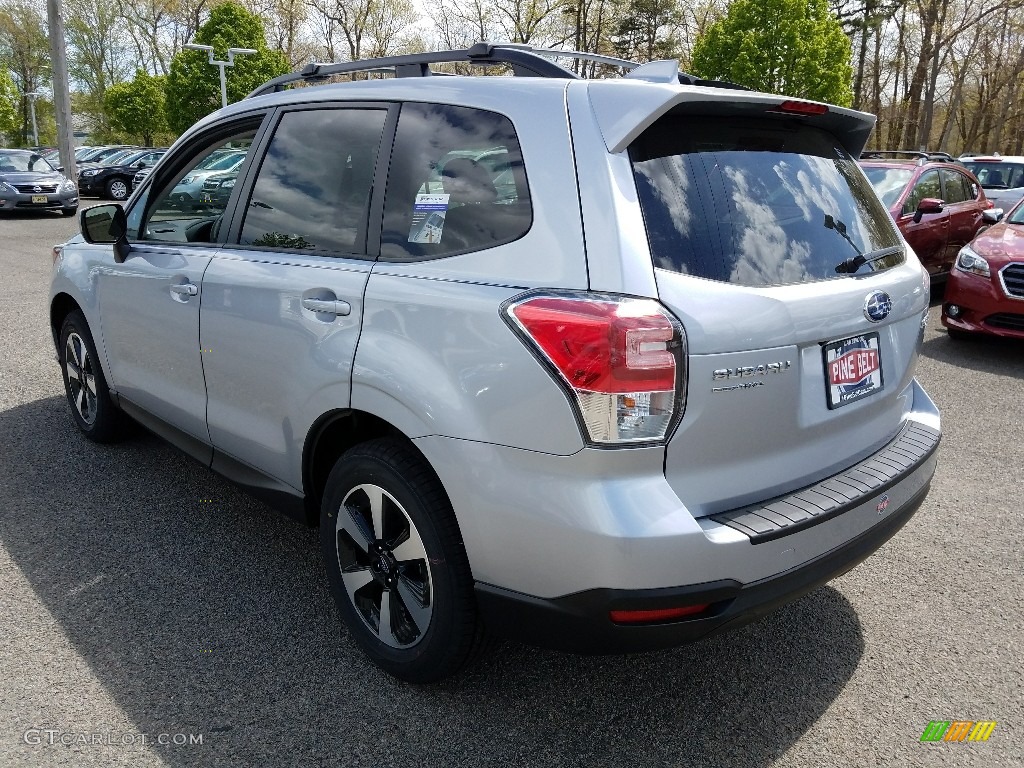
(913, 197, 944, 223)
(57, 166, 64, 173)
(982, 208, 1004, 224)
(80, 204, 131, 263)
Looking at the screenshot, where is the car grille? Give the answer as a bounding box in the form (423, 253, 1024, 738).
(13, 183, 58, 193)
(1000, 263, 1024, 298)
(984, 313, 1024, 331)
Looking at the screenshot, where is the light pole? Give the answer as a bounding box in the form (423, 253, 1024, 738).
(184, 44, 258, 109)
(25, 91, 42, 147)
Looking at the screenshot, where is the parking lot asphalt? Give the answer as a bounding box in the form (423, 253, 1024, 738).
(1, 205, 1021, 768)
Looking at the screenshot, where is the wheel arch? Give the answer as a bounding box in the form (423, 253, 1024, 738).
(50, 292, 82, 349)
(302, 409, 454, 532)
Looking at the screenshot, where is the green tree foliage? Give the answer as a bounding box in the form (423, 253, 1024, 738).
(164, 2, 289, 134)
(691, 0, 853, 106)
(612, 0, 684, 62)
(0, 68, 18, 138)
(105, 70, 168, 146)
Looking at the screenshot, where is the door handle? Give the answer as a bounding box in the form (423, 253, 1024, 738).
(302, 298, 351, 316)
(170, 283, 198, 297)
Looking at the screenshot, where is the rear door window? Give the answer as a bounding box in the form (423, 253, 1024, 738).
(940, 169, 969, 204)
(380, 103, 532, 260)
(238, 107, 387, 255)
(630, 116, 902, 287)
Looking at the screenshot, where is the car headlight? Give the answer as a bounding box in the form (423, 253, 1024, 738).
(0, 181, 14, 193)
(955, 245, 990, 278)
(61, 180, 77, 193)
(180, 175, 196, 185)
(220, 178, 236, 189)
(80, 169, 98, 177)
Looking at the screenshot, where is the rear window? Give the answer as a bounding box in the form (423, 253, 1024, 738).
(963, 162, 1024, 189)
(630, 117, 903, 287)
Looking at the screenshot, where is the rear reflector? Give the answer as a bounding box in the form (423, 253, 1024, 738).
(504, 291, 686, 445)
(775, 100, 829, 116)
(609, 604, 710, 624)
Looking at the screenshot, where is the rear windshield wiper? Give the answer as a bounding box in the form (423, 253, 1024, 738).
(834, 245, 904, 274)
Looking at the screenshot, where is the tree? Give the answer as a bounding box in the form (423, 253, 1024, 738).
(164, 2, 289, 134)
(0, 0, 51, 144)
(691, 0, 854, 106)
(0, 68, 18, 139)
(105, 70, 168, 146)
(612, 0, 684, 62)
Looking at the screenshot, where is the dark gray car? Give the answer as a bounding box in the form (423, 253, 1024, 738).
(0, 149, 79, 216)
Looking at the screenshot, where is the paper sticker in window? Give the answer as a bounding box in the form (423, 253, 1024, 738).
(408, 193, 449, 243)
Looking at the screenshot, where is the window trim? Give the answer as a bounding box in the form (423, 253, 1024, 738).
(219, 101, 399, 261)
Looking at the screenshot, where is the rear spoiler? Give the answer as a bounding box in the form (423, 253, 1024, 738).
(585, 80, 876, 157)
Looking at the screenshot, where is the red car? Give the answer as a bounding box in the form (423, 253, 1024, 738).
(942, 199, 1024, 339)
(860, 153, 992, 280)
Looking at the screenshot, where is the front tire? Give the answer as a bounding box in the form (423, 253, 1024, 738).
(105, 177, 129, 201)
(59, 310, 125, 442)
(319, 438, 482, 683)
(61, 207, 78, 217)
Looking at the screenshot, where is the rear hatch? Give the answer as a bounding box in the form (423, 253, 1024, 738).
(627, 107, 930, 516)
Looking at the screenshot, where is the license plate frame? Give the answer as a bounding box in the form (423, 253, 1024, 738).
(823, 332, 884, 409)
(31, 195, 48, 204)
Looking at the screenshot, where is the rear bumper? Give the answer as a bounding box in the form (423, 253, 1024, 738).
(477, 456, 935, 654)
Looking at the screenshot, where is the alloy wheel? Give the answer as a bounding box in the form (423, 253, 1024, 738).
(334, 483, 433, 648)
(65, 332, 98, 425)
(109, 180, 128, 200)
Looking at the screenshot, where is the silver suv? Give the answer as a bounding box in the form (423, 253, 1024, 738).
(50, 45, 940, 683)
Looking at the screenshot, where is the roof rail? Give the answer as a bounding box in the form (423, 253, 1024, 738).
(861, 149, 959, 165)
(246, 42, 749, 99)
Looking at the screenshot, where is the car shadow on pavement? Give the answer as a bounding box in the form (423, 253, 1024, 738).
(2, 396, 864, 768)
(921, 329, 1024, 376)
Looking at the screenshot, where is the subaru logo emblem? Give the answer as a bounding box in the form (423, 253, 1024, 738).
(863, 291, 892, 323)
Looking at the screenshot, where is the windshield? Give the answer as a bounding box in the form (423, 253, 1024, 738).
(0, 152, 56, 173)
(630, 116, 903, 287)
(205, 152, 245, 171)
(1008, 200, 1024, 225)
(862, 166, 914, 207)
(100, 150, 135, 166)
(963, 162, 1024, 189)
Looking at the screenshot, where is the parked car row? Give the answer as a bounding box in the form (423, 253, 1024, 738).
(858, 149, 1024, 342)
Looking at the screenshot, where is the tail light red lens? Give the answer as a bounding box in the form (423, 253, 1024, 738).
(609, 604, 710, 624)
(504, 292, 686, 445)
(775, 100, 829, 116)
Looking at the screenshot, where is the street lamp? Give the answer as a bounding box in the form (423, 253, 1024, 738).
(184, 44, 258, 109)
(24, 91, 43, 147)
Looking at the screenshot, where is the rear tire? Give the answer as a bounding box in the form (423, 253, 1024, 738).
(319, 438, 483, 683)
(58, 310, 126, 442)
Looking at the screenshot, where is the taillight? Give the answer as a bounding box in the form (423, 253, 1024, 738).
(504, 291, 686, 445)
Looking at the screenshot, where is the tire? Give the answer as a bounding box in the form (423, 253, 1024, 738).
(105, 177, 130, 201)
(58, 310, 126, 442)
(61, 207, 77, 217)
(319, 438, 483, 683)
